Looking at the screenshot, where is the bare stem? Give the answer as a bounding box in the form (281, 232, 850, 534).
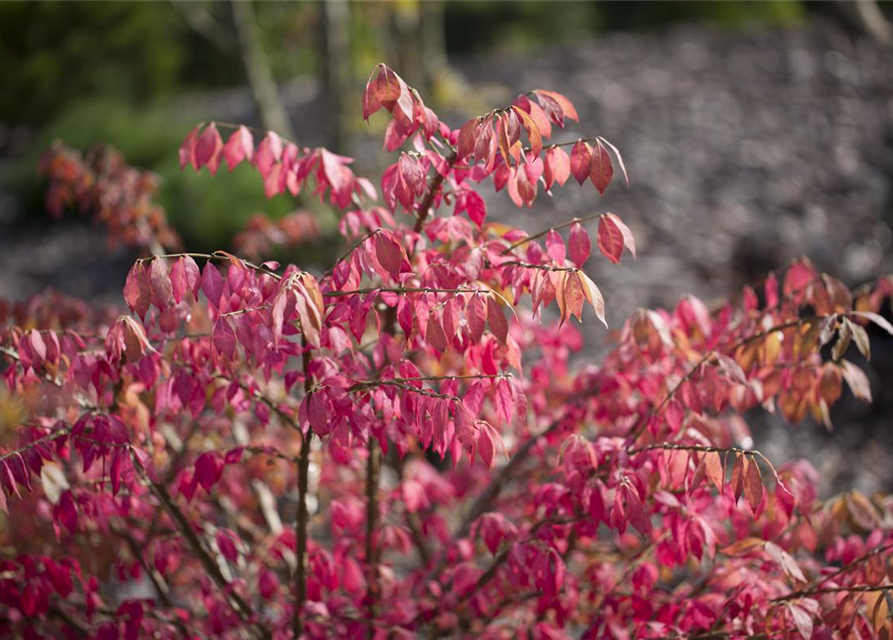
(501, 211, 605, 255)
(293, 342, 314, 639)
(365, 438, 380, 638)
(414, 152, 456, 234)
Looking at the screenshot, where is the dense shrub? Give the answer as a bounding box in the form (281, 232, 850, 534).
(1, 64, 892, 640)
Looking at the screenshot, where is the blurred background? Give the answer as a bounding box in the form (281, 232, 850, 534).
(1, 0, 892, 494)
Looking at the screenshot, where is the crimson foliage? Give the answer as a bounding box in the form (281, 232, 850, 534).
(2, 64, 893, 639)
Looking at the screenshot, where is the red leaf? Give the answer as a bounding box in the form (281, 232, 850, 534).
(487, 295, 509, 345)
(426, 313, 448, 353)
(148, 258, 173, 310)
(216, 530, 239, 562)
(599, 137, 629, 187)
(374, 65, 402, 113)
(195, 452, 223, 492)
(212, 318, 236, 360)
(255, 132, 283, 177)
(374, 232, 406, 281)
(195, 123, 224, 175)
(568, 221, 591, 267)
(589, 140, 613, 196)
(562, 270, 585, 324)
(170, 257, 196, 305)
(457, 119, 479, 161)
(545, 229, 566, 264)
(463, 190, 487, 228)
(201, 261, 224, 307)
(544, 146, 571, 190)
(744, 456, 763, 515)
(533, 90, 579, 126)
(179, 125, 200, 170)
(622, 484, 651, 536)
(512, 105, 542, 157)
(597, 214, 625, 264)
(124, 262, 151, 319)
(223, 125, 254, 171)
(570, 141, 592, 185)
(467, 294, 486, 343)
(493, 378, 514, 425)
(53, 490, 78, 533)
(270, 286, 289, 347)
(704, 452, 724, 492)
(604, 213, 636, 259)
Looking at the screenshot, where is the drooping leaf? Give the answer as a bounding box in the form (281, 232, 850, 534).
(487, 295, 509, 345)
(568, 221, 591, 268)
(570, 141, 592, 185)
(589, 140, 613, 196)
(597, 214, 625, 264)
(576, 271, 607, 328)
(744, 455, 763, 515)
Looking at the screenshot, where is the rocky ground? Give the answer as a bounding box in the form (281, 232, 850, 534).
(2, 17, 892, 494)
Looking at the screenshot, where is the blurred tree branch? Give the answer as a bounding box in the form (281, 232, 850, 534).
(231, 0, 296, 140)
(170, 1, 235, 53)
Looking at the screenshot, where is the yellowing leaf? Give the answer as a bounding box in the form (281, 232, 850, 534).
(720, 537, 765, 557)
(576, 270, 607, 328)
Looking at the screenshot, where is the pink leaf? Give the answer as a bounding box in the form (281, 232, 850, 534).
(179, 125, 199, 171)
(570, 141, 592, 185)
(201, 261, 224, 307)
(148, 258, 173, 310)
(543, 146, 570, 190)
(568, 221, 591, 267)
(374, 232, 406, 281)
(195, 123, 224, 175)
(545, 229, 566, 264)
(223, 125, 254, 171)
(589, 140, 613, 196)
(464, 190, 487, 228)
(467, 294, 486, 343)
(487, 296, 509, 345)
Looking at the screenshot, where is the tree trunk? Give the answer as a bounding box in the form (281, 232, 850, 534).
(321, 0, 352, 152)
(231, 0, 296, 139)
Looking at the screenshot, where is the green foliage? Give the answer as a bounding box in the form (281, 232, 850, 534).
(3, 96, 304, 252)
(594, 0, 805, 31)
(158, 160, 296, 252)
(0, 2, 189, 125)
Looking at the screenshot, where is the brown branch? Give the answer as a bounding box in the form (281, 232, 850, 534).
(501, 212, 605, 255)
(137, 457, 268, 640)
(322, 229, 382, 280)
(293, 342, 314, 638)
(365, 438, 380, 638)
(0, 429, 69, 462)
(323, 286, 484, 298)
(141, 251, 281, 280)
(499, 261, 580, 273)
(771, 584, 893, 603)
(414, 151, 456, 234)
